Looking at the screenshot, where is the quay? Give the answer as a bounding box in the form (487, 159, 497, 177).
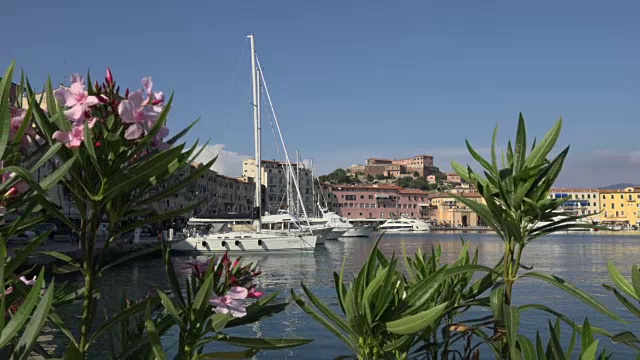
(7, 235, 162, 269)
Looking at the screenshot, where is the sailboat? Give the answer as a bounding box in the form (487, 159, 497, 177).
(170, 35, 317, 252)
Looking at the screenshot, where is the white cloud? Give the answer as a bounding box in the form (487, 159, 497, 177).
(193, 144, 251, 177)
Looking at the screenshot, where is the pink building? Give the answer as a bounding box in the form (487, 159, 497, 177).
(427, 175, 437, 184)
(446, 173, 461, 183)
(331, 184, 433, 220)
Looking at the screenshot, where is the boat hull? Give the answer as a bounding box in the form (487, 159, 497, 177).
(327, 229, 348, 240)
(342, 225, 375, 237)
(169, 232, 317, 253)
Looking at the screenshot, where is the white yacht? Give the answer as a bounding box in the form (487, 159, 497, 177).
(174, 217, 317, 252)
(379, 217, 431, 232)
(532, 209, 593, 232)
(305, 211, 374, 239)
(170, 35, 317, 253)
(261, 211, 333, 245)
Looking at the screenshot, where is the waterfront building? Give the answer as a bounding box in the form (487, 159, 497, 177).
(331, 184, 431, 220)
(242, 159, 314, 215)
(430, 193, 485, 227)
(362, 155, 439, 178)
(598, 187, 640, 226)
(549, 188, 600, 222)
(147, 162, 256, 220)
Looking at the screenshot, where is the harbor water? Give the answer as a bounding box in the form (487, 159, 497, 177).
(56, 232, 639, 358)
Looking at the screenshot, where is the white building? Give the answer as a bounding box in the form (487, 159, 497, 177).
(242, 159, 314, 215)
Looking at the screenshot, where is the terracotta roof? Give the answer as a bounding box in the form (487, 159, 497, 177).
(550, 188, 599, 193)
(599, 188, 640, 194)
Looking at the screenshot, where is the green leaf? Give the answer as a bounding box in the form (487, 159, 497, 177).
(503, 304, 520, 360)
(37, 250, 81, 270)
(6, 231, 49, 274)
(191, 270, 214, 321)
(156, 290, 185, 329)
(580, 340, 599, 360)
(581, 318, 595, 354)
(632, 265, 640, 299)
(210, 313, 231, 332)
(517, 335, 536, 360)
(216, 336, 312, 350)
(145, 305, 166, 360)
(99, 245, 160, 274)
(611, 331, 640, 344)
(91, 296, 155, 343)
(521, 272, 624, 322)
(386, 302, 448, 335)
(602, 284, 640, 319)
(291, 289, 354, 351)
(524, 118, 562, 168)
(0, 61, 15, 160)
(12, 280, 54, 360)
(547, 320, 567, 360)
(300, 282, 355, 338)
(38, 154, 77, 191)
(0, 267, 46, 347)
(513, 113, 527, 173)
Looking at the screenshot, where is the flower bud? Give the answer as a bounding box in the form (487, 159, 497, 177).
(106, 68, 114, 85)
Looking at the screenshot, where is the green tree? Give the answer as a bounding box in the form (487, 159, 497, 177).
(366, 174, 374, 183)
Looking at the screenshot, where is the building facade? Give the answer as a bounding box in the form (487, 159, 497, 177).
(363, 155, 439, 178)
(331, 184, 431, 220)
(242, 159, 314, 215)
(148, 163, 255, 218)
(598, 187, 640, 225)
(430, 193, 485, 227)
(549, 188, 600, 222)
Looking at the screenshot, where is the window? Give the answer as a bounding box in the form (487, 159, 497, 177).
(368, 195, 373, 199)
(611, 195, 614, 199)
(347, 213, 351, 216)
(360, 204, 365, 208)
(371, 204, 376, 208)
(359, 213, 363, 216)
(611, 204, 614, 209)
(345, 195, 356, 201)
(360, 195, 364, 199)
(622, 211, 625, 216)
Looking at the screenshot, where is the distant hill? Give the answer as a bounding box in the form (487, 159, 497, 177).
(599, 183, 638, 190)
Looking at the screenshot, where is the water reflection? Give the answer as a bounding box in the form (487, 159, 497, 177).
(56, 232, 639, 358)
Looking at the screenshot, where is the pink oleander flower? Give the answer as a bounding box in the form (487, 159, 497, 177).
(184, 258, 212, 276)
(141, 77, 164, 106)
(19, 275, 36, 286)
(118, 76, 166, 140)
(52, 118, 97, 149)
(10, 107, 36, 146)
(1, 161, 30, 197)
(247, 287, 263, 299)
(4, 287, 13, 296)
(54, 74, 100, 122)
(210, 286, 248, 318)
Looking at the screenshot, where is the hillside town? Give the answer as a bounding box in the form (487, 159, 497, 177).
(88, 153, 640, 230)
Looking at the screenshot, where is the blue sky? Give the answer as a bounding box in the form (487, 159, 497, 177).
(2, 1, 639, 187)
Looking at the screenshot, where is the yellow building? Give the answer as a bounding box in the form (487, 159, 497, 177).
(549, 188, 600, 222)
(599, 187, 640, 226)
(430, 193, 485, 227)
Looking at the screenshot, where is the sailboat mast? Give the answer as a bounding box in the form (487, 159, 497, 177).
(249, 34, 262, 232)
(311, 158, 316, 217)
(296, 151, 300, 215)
